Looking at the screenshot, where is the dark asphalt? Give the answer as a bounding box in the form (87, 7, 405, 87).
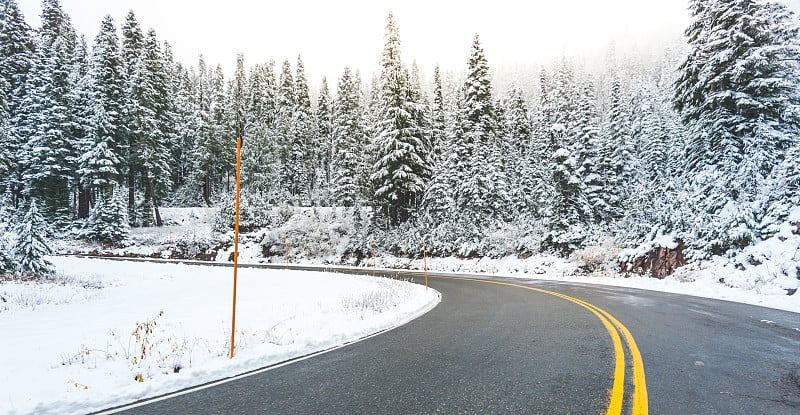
(96, 261, 800, 415)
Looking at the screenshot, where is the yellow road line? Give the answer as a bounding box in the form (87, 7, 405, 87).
(590, 306, 649, 415)
(544, 294, 648, 415)
(429, 275, 648, 415)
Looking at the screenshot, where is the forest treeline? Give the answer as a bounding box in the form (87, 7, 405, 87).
(1, 0, 799, 262)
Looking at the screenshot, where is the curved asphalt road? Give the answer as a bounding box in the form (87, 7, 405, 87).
(91, 260, 800, 415)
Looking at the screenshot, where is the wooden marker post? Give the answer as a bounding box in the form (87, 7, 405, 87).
(423, 238, 428, 290)
(169, 230, 173, 259)
(372, 232, 377, 275)
(230, 137, 242, 359)
(285, 236, 289, 270)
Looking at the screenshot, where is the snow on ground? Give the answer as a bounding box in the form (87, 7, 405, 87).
(0, 256, 440, 415)
(56, 207, 800, 316)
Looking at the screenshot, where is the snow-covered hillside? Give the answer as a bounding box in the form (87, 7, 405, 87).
(0, 257, 439, 415)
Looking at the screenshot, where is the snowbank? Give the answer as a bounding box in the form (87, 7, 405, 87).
(0, 256, 439, 415)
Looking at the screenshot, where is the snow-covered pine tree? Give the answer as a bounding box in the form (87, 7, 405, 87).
(332, 67, 366, 207)
(604, 77, 633, 218)
(241, 61, 281, 202)
(275, 59, 295, 201)
(292, 55, 317, 202)
(85, 185, 129, 244)
(545, 123, 590, 253)
(121, 10, 144, 217)
(80, 15, 125, 204)
(453, 34, 510, 223)
(0, 0, 33, 117)
(574, 78, 611, 223)
(421, 65, 453, 218)
(17, 1, 77, 215)
(500, 84, 534, 215)
(13, 199, 54, 278)
(166, 61, 196, 199)
(66, 35, 95, 219)
(229, 53, 246, 140)
(674, 0, 800, 253)
(316, 77, 333, 202)
(191, 58, 227, 206)
(135, 29, 172, 226)
(370, 13, 429, 224)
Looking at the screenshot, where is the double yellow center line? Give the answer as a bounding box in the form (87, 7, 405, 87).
(431, 275, 648, 415)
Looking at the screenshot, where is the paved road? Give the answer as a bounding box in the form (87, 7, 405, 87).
(94, 262, 800, 414)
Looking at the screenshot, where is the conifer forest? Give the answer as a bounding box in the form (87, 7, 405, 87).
(1, 0, 799, 271)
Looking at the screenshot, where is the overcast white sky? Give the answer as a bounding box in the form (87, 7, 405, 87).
(18, 0, 800, 85)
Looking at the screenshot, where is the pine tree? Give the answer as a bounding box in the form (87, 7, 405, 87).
(0, 0, 33, 117)
(120, 10, 144, 216)
(292, 55, 316, 201)
(500, 85, 534, 214)
(14, 199, 54, 278)
(371, 13, 429, 224)
(135, 29, 172, 226)
(17, 2, 76, 215)
(604, 77, 633, 217)
(674, 0, 800, 253)
(453, 34, 509, 223)
(275, 59, 295, 200)
(545, 124, 590, 253)
(85, 185, 129, 244)
(241, 61, 280, 201)
(81, 15, 124, 201)
(422, 65, 453, 217)
(316, 77, 333, 202)
(332, 67, 366, 207)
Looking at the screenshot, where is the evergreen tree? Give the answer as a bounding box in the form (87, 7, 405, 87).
(85, 185, 129, 244)
(604, 77, 633, 216)
(316, 77, 333, 202)
(136, 29, 172, 226)
(332, 67, 366, 207)
(14, 199, 54, 278)
(292, 55, 316, 201)
(81, 15, 125, 200)
(371, 13, 429, 224)
(453, 34, 509, 222)
(275, 59, 295, 200)
(17, 2, 76, 215)
(500, 85, 534, 214)
(0, 0, 33, 117)
(241, 61, 280, 201)
(422, 65, 453, 217)
(545, 124, 589, 253)
(674, 0, 800, 252)
(120, 10, 144, 215)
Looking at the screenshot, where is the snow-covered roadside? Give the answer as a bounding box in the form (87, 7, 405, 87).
(216, 244, 799, 314)
(0, 256, 440, 415)
(375, 255, 800, 314)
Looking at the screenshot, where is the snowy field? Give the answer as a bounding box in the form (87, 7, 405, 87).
(0, 256, 440, 415)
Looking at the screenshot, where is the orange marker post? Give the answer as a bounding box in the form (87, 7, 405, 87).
(229, 137, 242, 359)
(423, 238, 428, 290)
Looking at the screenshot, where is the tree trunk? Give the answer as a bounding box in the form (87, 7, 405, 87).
(128, 165, 135, 210)
(78, 185, 90, 219)
(203, 175, 212, 207)
(146, 175, 163, 227)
